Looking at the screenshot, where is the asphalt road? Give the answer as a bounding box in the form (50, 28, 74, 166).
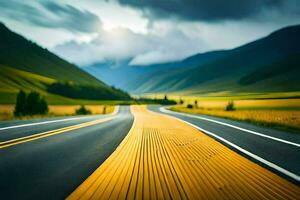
(149, 105, 300, 184)
(69, 105, 300, 200)
(0, 106, 133, 200)
(1, 105, 299, 199)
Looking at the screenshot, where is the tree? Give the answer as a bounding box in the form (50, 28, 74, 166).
(14, 90, 27, 116)
(194, 100, 198, 108)
(25, 91, 41, 115)
(38, 97, 48, 115)
(164, 95, 168, 101)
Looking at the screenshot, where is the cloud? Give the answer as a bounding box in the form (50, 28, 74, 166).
(53, 22, 209, 66)
(116, 0, 298, 22)
(53, 8, 300, 67)
(2, 0, 299, 66)
(0, 0, 101, 33)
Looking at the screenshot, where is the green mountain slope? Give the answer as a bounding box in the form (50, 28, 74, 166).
(0, 65, 58, 103)
(0, 22, 131, 103)
(125, 25, 300, 96)
(0, 65, 55, 93)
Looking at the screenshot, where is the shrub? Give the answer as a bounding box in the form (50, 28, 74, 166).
(225, 101, 235, 111)
(179, 99, 184, 105)
(75, 105, 91, 115)
(187, 104, 193, 109)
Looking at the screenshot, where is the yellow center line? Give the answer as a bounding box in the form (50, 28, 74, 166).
(0, 116, 115, 149)
(68, 105, 300, 200)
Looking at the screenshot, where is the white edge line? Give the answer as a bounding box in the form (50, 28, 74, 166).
(158, 108, 300, 182)
(0, 105, 120, 131)
(160, 107, 300, 148)
(0, 117, 89, 131)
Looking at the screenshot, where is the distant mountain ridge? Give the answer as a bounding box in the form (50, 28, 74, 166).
(0, 22, 130, 103)
(84, 50, 228, 89)
(85, 24, 300, 95)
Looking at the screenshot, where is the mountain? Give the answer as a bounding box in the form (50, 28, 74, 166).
(86, 24, 300, 96)
(84, 50, 228, 89)
(0, 22, 130, 103)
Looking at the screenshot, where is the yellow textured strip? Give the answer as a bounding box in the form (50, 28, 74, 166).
(68, 105, 300, 200)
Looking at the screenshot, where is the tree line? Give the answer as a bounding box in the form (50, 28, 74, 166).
(14, 90, 48, 116)
(47, 82, 131, 101)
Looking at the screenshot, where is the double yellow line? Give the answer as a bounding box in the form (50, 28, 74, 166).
(0, 116, 115, 149)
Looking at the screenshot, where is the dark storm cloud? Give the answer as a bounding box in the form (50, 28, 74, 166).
(116, 0, 284, 21)
(40, 2, 102, 32)
(0, 1, 101, 33)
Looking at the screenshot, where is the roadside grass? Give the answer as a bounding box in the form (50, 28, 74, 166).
(48, 105, 115, 115)
(189, 99, 300, 110)
(141, 91, 300, 101)
(170, 105, 300, 132)
(162, 98, 300, 110)
(0, 104, 115, 121)
(0, 112, 11, 121)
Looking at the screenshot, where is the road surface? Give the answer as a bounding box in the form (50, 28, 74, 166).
(0, 105, 299, 200)
(0, 106, 133, 200)
(69, 105, 299, 199)
(149, 105, 300, 183)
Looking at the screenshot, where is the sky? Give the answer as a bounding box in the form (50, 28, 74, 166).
(0, 0, 299, 66)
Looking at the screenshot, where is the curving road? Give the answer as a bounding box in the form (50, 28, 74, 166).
(0, 105, 299, 200)
(69, 105, 299, 199)
(0, 106, 133, 200)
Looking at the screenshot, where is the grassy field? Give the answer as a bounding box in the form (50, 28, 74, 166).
(0, 105, 115, 121)
(140, 93, 300, 110)
(171, 100, 300, 132)
(181, 99, 300, 110)
(140, 91, 300, 101)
